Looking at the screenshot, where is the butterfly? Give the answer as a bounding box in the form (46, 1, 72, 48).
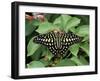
(33, 30, 82, 57)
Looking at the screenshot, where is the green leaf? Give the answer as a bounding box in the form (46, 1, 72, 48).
(53, 16, 61, 28)
(69, 27, 76, 33)
(25, 19, 40, 36)
(47, 51, 53, 60)
(76, 25, 89, 37)
(56, 58, 76, 66)
(71, 56, 88, 66)
(40, 59, 49, 66)
(80, 42, 89, 55)
(27, 61, 45, 68)
(71, 56, 83, 65)
(76, 15, 89, 25)
(30, 47, 42, 60)
(31, 19, 40, 26)
(42, 47, 53, 61)
(79, 55, 89, 65)
(53, 15, 80, 32)
(65, 17, 80, 32)
(82, 36, 89, 42)
(25, 20, 35, 36)
(27, 37, 40, 56)
(69, 44, 79, 57)
(37, 22, 54, 33)
(61, 15, 72, 28)
(47, 14, 60, 23)
(53, 15, 71, 29)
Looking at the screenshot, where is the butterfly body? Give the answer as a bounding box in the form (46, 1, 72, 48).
(33, 30, 82, 57)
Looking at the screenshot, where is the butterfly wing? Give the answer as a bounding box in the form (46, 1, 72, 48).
(33, 32, 51, 46)
(64, 32, 82, 46)
(33, 31, 82, 57)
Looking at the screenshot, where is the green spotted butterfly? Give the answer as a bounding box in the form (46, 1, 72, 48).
(33, 30, 82, 57)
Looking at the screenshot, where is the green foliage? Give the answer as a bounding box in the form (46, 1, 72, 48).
(37, 22, 54, 33)
(53, 15, 72, 30)
(25, 19, 40, 36)
(71, 55, 88, 65)
(80, 42, 89, 55)
(69, 44, 79, 57)
(65, 17, 80, 32)
(56, 58, 76, 66)
(25, 13, 89, 68)
(27, 37, 40, 56)
(76, 25, 89, 36)
(27, 61, 45, 68)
